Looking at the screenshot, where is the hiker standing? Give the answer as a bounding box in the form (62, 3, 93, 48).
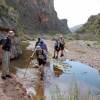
(0, 30, 15, 80)
(53, 39, 60, 59)
(59, 35, 65, 57)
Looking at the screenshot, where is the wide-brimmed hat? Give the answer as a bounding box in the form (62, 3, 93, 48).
(8, 31, 15, 36)
(36, 45, 41, 50)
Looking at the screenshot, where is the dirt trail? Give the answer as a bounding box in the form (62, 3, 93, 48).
(0, 74, 31, 100)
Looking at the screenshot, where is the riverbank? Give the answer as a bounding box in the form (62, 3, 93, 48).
(0, 74, 31, 100)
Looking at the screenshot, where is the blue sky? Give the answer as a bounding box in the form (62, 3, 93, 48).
(54, 0, 100, 27)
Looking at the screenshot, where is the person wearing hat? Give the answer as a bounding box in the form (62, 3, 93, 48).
(30, 45, 47, 80)
(0, 30, 15, 80)
(59, 35, 65, 57)
(35, 45, 47, 66)
(53, 39, 60, 59)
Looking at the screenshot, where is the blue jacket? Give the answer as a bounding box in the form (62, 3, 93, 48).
(38, 42, 48, 52)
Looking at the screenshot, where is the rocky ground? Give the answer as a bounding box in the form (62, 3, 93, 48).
(65, 40, 100, 69)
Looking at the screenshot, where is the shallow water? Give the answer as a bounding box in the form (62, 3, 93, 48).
(63, 60, 100, 88)
(16, 67, 40, 96)
(44, 59, 100, 100)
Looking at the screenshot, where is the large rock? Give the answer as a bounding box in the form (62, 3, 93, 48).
(5, 0, 70, 34)
(77, 13, 100, 34)
(0, 2, 17, 30)
(10, 36, 22, 59)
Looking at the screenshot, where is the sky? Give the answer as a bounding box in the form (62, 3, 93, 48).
(54, 0, 100, 28)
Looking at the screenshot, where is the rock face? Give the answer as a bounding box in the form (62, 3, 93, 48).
(0, 1, 17, 30)
(77, 13, 100, 34)
(0, 0, 22, 59)
(3, 0, 70, 34)
(10, 36, 22, 59)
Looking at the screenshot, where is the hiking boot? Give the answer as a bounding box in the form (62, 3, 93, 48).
(6, 75, 12, 78)
(1, 76, 6, 80)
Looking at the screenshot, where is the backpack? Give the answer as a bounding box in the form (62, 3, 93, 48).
(36, 49, 47, 60)
(38, 42, 47, 52)
(54, 41, 60, 50)
(2, 37, 11, 51)
(59, 39, 65, 48)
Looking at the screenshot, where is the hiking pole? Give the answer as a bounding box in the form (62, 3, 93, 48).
(23, 50, 35, 78)
(23, 57, 32, 78)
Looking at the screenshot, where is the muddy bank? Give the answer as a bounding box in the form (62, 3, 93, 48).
(65, 40, 100, 69)
(16, 66, 44, 100)
(0, 74, 31, 100)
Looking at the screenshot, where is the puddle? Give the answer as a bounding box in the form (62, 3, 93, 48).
(44, 59, 100, 100)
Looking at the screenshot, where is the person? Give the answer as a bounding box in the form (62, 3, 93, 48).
(35, 38, 41, 48)
(0, 30, 15, 80)
(30, 45, 47, 80)
(53, 39, 60, 59)
(59, 35, 65, 57)
(35, 46, 47, 66)
(38, 39, 48, 52)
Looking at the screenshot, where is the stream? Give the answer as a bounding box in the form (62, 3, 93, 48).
(44, 59, 100, 100)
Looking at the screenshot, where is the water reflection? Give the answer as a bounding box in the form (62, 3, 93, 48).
(44, 59, 100, 100)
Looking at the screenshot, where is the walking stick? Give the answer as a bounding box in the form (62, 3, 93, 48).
(23, 50, 35, 78)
